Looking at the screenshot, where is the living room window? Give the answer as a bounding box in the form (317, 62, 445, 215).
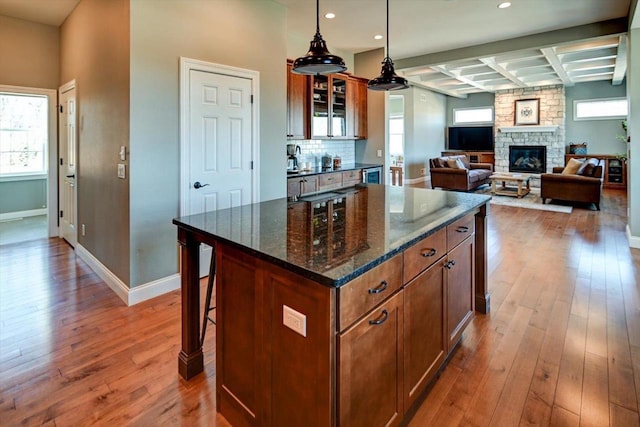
(0, 92, 48, 177)
(453, 107, 493, 125)
(573, 97, 628, 120)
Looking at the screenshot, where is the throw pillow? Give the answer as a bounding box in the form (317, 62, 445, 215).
(434, 158, 446, 168)
(447, 158, 467, 169)
(577, 158, 598, 176)
(562, 158, 584, 175)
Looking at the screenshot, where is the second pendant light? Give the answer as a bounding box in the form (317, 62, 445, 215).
(368, 0, 409, 91)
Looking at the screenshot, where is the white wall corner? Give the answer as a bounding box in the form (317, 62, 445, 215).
(75, 244, 180, 306)
(626, 225, 640, 249)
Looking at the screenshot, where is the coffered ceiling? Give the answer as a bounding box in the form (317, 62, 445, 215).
(0, 0, 635, 98)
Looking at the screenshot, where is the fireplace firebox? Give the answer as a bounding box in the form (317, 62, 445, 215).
(509, 145, 546, 174)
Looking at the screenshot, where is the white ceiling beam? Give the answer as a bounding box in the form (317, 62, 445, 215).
(479, 57, 528, 88)
(431, 65, 492, 92)
(540, 47, 574, 86)
(612, 35, 627, 85)
(560, 48, 617, 63)
(406, 78, 468, 99)
(564, 59, 615, 71)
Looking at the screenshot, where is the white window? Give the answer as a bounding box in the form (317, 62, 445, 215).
(0, 93, 48, 176)
(389, 118, 404, 156)
(453, 107, 493, 124)
(573, 97, 628, 120)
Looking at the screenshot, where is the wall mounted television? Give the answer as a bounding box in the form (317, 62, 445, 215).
(447, 126, 494, 151)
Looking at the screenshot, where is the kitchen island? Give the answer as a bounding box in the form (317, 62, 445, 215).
(173, 184, 490, 427)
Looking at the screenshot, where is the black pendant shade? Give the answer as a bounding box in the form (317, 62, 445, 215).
(368, 0, 408, 91)
(292, 0, 346, 75)
(368, 57, 408, 91)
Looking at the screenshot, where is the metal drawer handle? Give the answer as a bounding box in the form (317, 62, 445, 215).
(444, 260, 456, 270)
(421, 248, 437, 258)
(368, 280, 388, 294)
(369, 309, 389, 325)
(456, 226, 469, 233)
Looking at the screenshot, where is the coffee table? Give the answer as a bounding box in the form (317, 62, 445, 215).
(489, 173, 531, 198)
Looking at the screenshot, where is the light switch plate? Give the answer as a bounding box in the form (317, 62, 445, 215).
(119, 146, 126, 161)
(117, 163, 126, 179)
(283, 305, 307, 337)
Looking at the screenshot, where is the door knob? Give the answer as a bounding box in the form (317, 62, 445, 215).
(66, 174, 75, 178)
(193, 181, 210, 189)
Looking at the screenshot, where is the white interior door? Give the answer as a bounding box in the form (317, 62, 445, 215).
(188, 68, 254, 276)
(59, 83, 77, 247)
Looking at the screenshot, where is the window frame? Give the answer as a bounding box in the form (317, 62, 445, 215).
(453, 106, 494, 125)
(573, 97, 628, 121)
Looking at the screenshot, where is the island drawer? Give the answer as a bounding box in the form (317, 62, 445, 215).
(337, 253, 403, 331)
(403, 228, 447, 283)
(447, 212, 475, 250)
(342, 170, 362, 187)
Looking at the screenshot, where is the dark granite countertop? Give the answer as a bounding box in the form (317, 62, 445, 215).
(287, 162, 382, 177)
(173, 184, 490, 288)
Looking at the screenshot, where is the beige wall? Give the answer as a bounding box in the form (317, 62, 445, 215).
(0, 15, 59, 89)
(354, 48, 386, 176)
(60, 0, 131, 284)
(128, 0, 288, 286)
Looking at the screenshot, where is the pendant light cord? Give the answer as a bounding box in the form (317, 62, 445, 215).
(316, 0, 320, 34)
(386, 0, 390, 57)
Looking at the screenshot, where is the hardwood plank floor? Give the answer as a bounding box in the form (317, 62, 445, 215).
(1, 188, 638, 426)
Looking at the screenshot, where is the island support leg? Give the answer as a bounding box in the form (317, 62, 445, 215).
(475, 203, 490, 314)
(177, 228, 204, 379)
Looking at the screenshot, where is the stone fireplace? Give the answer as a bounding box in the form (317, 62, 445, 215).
(509, 145, 546, 173)
(494, 85, 566, 175)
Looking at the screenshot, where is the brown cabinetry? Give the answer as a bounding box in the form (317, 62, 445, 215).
(446, 234, 475, 350)
(564, 154, 627, 189)
(338, 290, 404, 427)
(286, 61, 367, 141)
(348, 77, 368, 140)
(287, 174, 318, 198)
(286, 59, 310, 139)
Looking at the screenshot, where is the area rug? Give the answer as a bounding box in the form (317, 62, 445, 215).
(474, 185, 573, 214)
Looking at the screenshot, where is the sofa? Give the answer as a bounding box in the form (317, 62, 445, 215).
(429, 155, 494, 191)
(540, 157, 604, 210)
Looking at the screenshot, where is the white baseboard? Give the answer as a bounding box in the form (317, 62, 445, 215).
(0, 208, 47, 221)
(76, 244, 180, 306)
(626, 225, 640, 249)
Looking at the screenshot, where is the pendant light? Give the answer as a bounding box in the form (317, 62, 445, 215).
(368, 0, 409, 91)
(292, 0, 347, 75)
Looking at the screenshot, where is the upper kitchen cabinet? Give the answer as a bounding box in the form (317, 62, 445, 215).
(287, 59, 310, 139)
(348, 77, 368, 140)
(286, 61, 368, 141)
(311, 74, 348, 139)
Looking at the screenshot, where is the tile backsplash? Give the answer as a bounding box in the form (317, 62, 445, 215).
(292, 140, 356, 167)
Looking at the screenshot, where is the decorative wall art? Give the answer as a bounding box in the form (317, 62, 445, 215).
(514, 98, 540, 125)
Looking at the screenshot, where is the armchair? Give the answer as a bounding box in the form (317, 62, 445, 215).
(540, 158, 604, 210)
(429, 155, 494, 191)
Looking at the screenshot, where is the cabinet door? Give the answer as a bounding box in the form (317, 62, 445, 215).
(339, 290, 404, 427)
(311, 74, 330, 138)
(446, 236, 475, 351)
(331, 75, 348, 138)
(404, 261, 446, 409)
(287, 60, 309, 139)
(348, 77, 368, 140)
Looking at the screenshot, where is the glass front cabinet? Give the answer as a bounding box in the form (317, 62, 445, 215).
(312, 74, 348, 139)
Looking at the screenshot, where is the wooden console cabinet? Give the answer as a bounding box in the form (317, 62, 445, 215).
(564, 154, 627, 189)
(442, 151, 495, 165)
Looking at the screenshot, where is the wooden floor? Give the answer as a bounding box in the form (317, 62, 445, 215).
(1, 189, 638, 426)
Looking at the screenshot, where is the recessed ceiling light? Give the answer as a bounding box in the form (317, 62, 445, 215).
(325, 12, 335, 19)
(374, 34, 384, 40)
(497, 2, 511, 8)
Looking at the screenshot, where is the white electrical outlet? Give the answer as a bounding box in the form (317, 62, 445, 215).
(81, 224, 86, 236)
(377, 149, 383, 158)
(117, 163, 126, 179)
(283, 305, 307, 337)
